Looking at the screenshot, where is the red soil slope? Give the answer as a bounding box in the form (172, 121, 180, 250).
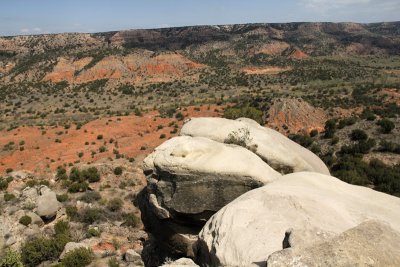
(0, 105, 222, 175)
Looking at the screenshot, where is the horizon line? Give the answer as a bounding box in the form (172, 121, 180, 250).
(1, 20, 399, 38)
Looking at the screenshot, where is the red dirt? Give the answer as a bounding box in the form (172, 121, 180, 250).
(378, 88, 400, 105)
(44, 53, 206, 85)
(241, 66, 291, 75)
(287, 49, 309, 60)
(256, 41, 290, 56)
(0, 105, 223, 175)
(267, 98, 327, 134)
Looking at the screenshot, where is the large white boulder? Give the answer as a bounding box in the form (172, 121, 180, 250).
(143, 136, 281, 217)
(140, 136, 281, 257)
(36, 187, 60, 220)
(196, 172, 400, 266)
(181, 117, 330, 175)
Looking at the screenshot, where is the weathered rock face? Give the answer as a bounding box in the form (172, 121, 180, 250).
(143, 136, 280, 217)
(266, 220, 400, 267)
(140, 135, 281, 261)
(196, 172, 400, 267)
(181, 117, 330, 175)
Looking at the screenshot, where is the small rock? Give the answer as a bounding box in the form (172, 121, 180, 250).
(26, 211, 44, 226)
(5, 236, 16, 247)
(161, 258, 199, 267)
(125, 249, 141, 262)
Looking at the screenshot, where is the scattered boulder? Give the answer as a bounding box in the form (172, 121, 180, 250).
(125, 249, 142, 263)
(196, 172, 400, 266)
(267, 220, 400, 267)
(26, 211, 44, 227)
(140, 136, 281, 258)
(36, 187, 60, 220)
(181, 117, 329, 175)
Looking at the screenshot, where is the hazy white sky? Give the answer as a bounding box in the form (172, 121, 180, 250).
(1, 0, 399, 36)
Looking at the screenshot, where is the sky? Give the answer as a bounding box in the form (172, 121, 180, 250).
(1, 0, 399, 36)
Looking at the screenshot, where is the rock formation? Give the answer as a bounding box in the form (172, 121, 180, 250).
(181, 117, 329, 174)
(266, 98, 328, 134)
(266, 220, 400, 267)
(139, 135, 281, 260)
(196, 172, 400, 266)
(36, 186, 61, 220)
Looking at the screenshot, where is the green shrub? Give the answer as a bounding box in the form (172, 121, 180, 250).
(86, 228, 101, 238)
(81, 208, 102, 224)
(332, 155, 400, 196)
(377, 119, 395, 134)
(323, 119, 337, 139)
(21, 235, 69, 267)
(19, 215, 32, 226)
(331, 136, 340, 145)
(175, 112, 184, 121)
(4, 193, 15, 202)
(224, 106, 263, 124)
(309, 129, 318, 137)
(82, 167, 100, 183)
(56, 168, 68, 180)
(107, 198, 123, 212)
(289, 134, 313, 148)
(350, 129, 368, 141)
(108, 257, 120, 267)
(113, 167, 123, 176)
(338, 117, 357, 129)
(379, 140, 400, 154)
(0, 178, 9, 191)
(123, 213, 140, 227)
(97, 134, 103, 140)
(56, 194, 69, 202)
(61, 248, 93, 267)
(54, 220, 70, 236)
(79, 191, 101, 203)
(68, 182, 88, 193)
(69, 167, 82, 182)
(159, 134, 166, 139)
(0, 249, 23, 267)
(224, 127, 253, 149)
(66, 206, 78, 220)
(159, 106, 177, 118)
(25, 180, 37, 188)
(340, 138, 376, 155)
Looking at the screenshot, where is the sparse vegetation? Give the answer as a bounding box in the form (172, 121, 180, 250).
(19, 215, 32, 226)
(61, 248, 93, 267)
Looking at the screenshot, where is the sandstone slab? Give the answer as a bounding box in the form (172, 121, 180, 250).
(196, 172, 400, 266)
(181, 117, 329, 175)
